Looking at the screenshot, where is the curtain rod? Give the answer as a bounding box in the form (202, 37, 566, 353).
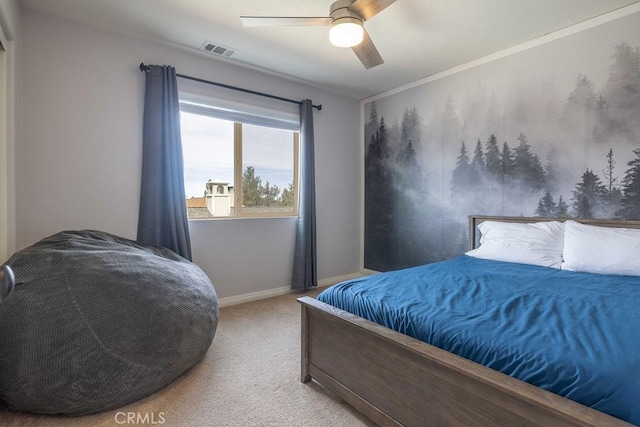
(139, 63, 321, 111)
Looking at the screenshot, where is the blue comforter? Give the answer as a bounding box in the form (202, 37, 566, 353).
(317, 255, 640, 425)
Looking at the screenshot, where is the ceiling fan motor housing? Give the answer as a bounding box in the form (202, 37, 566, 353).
(329, 0, 365, 47)
(330, 0, 363, 22)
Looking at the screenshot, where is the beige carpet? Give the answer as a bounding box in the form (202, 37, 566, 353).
(0, 289, 375, 427)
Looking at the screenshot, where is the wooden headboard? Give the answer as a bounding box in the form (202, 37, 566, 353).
(468, 215, 640, 250)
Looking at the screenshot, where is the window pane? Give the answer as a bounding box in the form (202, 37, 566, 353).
(242, 124, 295, 214)
(180, 112, 235, 218)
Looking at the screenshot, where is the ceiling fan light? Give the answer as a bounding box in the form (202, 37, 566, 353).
(329, 17, 364, 48)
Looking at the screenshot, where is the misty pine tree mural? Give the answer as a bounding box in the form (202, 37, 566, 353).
(618, 149, 640, 219)
(363, 12, 640, 271)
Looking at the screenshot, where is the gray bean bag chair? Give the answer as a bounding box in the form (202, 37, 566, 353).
(0, 230, 218, 416)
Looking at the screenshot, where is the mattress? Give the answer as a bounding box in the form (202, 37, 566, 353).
(317, 255, 640, 424)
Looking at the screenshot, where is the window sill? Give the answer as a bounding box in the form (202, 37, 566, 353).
(188, 215, 297, 222)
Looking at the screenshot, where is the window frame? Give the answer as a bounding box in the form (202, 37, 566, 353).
(234, 122, 299, 218)
(180, 97, 300, 220)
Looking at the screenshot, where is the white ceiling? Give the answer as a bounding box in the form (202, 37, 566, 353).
(18, 0, 640, 99)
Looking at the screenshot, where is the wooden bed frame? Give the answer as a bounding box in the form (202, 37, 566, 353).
(299, 215, 638, 427)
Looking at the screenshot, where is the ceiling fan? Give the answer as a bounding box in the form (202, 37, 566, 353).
(240, 0, 397, 70)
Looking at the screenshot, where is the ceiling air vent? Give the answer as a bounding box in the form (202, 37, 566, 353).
(200, 41, 237, 58)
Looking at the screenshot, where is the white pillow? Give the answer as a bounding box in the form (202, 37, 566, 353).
(561, 220, 640, 275)
(466, 220, 565, 268)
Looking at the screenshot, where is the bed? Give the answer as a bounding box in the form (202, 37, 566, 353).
(298, 215, 639, 427)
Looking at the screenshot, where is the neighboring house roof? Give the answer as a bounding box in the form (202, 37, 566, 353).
(187, 207, 213, 219)
(186, 197, 207, 208)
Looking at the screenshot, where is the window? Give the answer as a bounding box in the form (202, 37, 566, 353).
(180, 96, 299, 219)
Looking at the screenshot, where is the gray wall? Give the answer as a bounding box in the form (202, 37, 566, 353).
(17, 10, 361, 299)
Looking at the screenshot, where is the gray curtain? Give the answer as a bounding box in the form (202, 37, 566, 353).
(291, 100, 317, 290)
(137, 65, 192, 261)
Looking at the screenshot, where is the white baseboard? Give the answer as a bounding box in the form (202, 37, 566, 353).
(217, 272, 366, 308)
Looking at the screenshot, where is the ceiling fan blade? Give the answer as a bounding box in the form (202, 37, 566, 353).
(348, 0, 396, 21)
(240, 16, 331, 27)
(352, 29, 384, 69)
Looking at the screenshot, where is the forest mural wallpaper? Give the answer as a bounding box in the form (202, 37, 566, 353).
(364, 11, 640, 272)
